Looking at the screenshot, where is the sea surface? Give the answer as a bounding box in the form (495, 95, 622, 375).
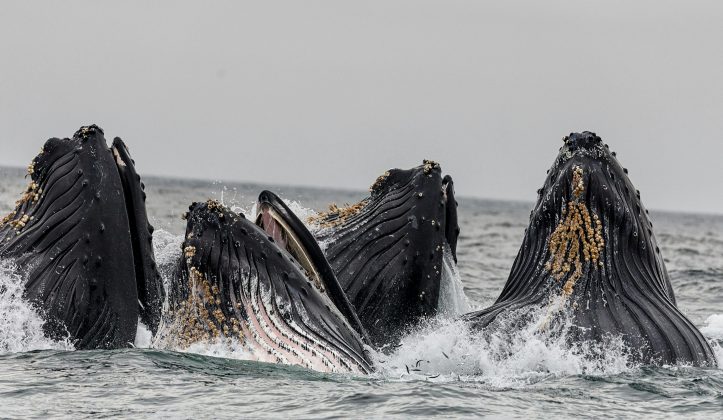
(0, 166, 721, 419)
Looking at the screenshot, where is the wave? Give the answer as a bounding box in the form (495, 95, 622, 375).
(701, 314, 723, 339)
(373, 306, 635, 387)
(701, 314, 723, 365)
(0, 259, 72, 353)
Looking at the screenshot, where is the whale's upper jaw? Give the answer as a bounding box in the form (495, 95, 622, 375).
(531, 131, 672, 300)
(548, 131, 610, 180)
(563, 131, 605, 154)
(0, 125, 163, 348)
(534, 131, 645, 232)
(366, 160, 460, 261)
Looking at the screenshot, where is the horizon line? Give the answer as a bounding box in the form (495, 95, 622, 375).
(1, 164, 721, 218)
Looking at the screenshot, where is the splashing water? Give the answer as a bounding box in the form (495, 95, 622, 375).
(0, 174, 722, 418)
(712, 343, 723, 366)
(229, 199, 317, 225)
(0, 259, 72, 353)
(701, 314, 723, 340)
(0, 228, 719, 379)
(437, 243, 471, 317)
(0, 189, 719, 379)
(134, 321, 153, 349)
(701, 314, 723, 364)
(374, 305, 636, 387)
(147, 219, 720, 379)
(182, 337, 253, 360)
(281, 200, 319, 223)
(152, 228, 184, 312)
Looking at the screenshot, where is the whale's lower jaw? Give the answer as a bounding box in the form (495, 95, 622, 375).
(162, 265, 369, 374)
(162, 201, 373, 374)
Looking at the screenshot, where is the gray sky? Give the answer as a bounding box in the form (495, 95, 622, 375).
(1, 1, 722, 214)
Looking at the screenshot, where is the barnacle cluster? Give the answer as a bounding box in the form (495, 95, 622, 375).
(0, 176, 41, 231)
(170, 266, 242, 348)
(76, 125, 96, 140)
(206, 199, 222, 212)
(0, 212, 15, 227)
(423, 159, 439, 174)
(307, 200, 368, 229)
(0, 210, 29, 232)
(7, 214, 32, 231)
(18, 181, 42, 205)
(544, 166, 605, 299)
(184, 246, 196, 259)
(369, 170, 390, 192)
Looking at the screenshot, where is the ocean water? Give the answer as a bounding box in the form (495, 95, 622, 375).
(0, 166, 721, 419)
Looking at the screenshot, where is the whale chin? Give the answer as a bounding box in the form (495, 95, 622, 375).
(465, 132, 716, 367)
(0, 125, 163, 349)
(311, 160, 460, 349)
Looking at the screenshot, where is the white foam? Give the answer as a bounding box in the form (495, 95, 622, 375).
(178, 337, 252, 360)
(701, 314, 723, 340)
(152, 229, 184, 311)
(437, 243, 471, 317)
(283, 199, 318, 224)
(712, 342, 723, 367)
(134, 321, 153, 349)
(374, 306, 634, 387)
(231, 202, 255, 219)
(0, 259, 73, 353)
(153, 229, 185, 270)
(701, 314, 723, 367)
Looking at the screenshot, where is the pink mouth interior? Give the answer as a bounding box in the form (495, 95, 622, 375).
(260, 206, 289, 250)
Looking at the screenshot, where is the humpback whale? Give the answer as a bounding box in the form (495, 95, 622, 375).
(161, 200, 373, 374)
(311, 161, 460, 348)
(0, 125, 164, 349)
(465, 132, 716, 367)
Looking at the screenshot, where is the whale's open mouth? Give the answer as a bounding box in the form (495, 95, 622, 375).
(164, 200, 373, 373)
(255, 191, 370, 343)
(256, 201, 323, 292)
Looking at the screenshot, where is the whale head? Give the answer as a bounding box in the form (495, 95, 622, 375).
(466, 132, 716, 367)
(163, 200, 373, 373)
(0, 125, 163, 348)
(311, 160, 460, 348)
